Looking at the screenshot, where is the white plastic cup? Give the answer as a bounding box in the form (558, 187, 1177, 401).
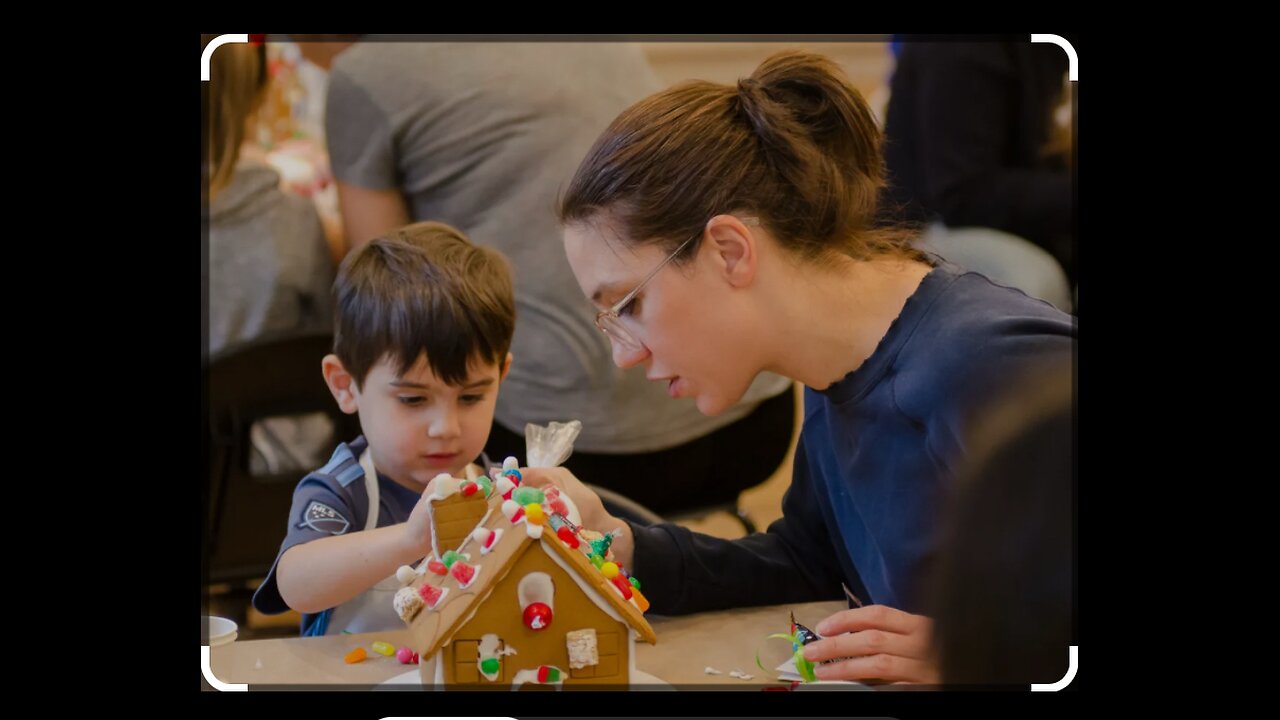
(203, 615, 239, 647)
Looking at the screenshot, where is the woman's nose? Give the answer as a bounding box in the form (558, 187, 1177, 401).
(611, 337, 650, 369)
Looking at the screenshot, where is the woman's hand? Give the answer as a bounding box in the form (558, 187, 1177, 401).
(519, 467, 610, 530)
(802, 605, 940, 684)
(520, 467, 634, 567)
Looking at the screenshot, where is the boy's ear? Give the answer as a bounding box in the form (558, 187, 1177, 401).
(500, 352, 513, 381)
(322, 354, 360, 414)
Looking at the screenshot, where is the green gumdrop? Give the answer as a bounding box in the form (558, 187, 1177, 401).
(477, 476, 493, 496)
(512, 486, 545, 506)
(545, 666, 560, 682)
(589, 554, 604, 568)
(442, 550, 462, 568)
(480, 657, 500, 675)
(629, 576, 641, 590)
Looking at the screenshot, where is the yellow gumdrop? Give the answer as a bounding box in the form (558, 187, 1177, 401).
(601, 562, 619, 579)
(524, 503, 545, 524)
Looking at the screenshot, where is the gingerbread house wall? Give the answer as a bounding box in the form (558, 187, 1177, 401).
(442, 540, 631, 687)
(431, 492, 488, 557)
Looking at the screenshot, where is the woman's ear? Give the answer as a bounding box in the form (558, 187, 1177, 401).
(322, 354, 360, 414)
(705, 215, 758, 288)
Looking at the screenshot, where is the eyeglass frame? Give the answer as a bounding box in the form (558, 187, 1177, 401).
(594, 216, 759, 352)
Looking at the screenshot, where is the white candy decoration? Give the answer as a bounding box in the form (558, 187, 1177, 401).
(503, 456, 520, 472)
(395, 565, 417, 585)
(495, 476, 516, 498)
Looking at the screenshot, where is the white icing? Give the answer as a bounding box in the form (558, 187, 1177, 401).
(510, 666, 564, 689)
(500, 499, 520, 520)
(704, 666, 722, 675)
(517, 572, 555, 612)
(503, 456, 520, 472)
(428, 474, 458, 500)
(524, 520, 543, 539)
(477, 633, 502, 682)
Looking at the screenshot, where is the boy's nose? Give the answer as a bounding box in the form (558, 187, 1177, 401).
(427, 405, 461, 438)
(611, 337, 649, 369)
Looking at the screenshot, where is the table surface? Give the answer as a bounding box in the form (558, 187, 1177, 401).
(207, 600, 849, 689)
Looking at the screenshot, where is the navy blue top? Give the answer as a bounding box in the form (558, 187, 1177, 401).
(629, 264, 1075, 615)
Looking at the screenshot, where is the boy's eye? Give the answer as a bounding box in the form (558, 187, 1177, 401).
(398, 396, 426, 406)
(460, 394, 485, 405)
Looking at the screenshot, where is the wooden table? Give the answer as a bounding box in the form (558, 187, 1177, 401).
(205, 600, 847, 690)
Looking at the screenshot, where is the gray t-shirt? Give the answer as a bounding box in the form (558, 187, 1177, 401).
(326, 41, 790, 452)
(208, 160, 333, 355)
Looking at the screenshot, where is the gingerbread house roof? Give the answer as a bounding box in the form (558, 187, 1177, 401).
(396, 474, 657, 661)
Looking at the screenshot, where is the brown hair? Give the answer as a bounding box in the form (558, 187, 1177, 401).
(559, 50, 923, 264)
(203, 35, 269, 199)
(333, 221, 516, 388)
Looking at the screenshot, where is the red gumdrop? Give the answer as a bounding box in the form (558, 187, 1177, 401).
(611, 575, 633, 600)
(523, 601, 553, 631)
(556, 525, 579, 548)
(418, 583, 445, 607)
(451, 561, 476, 586)
(427, 559, 448, 575)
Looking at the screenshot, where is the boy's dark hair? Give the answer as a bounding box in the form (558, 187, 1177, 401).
(333, 221, 515, 388)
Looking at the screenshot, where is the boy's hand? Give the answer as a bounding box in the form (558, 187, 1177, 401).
(801, 605, 940, 684)
(403, 477, 441, 558)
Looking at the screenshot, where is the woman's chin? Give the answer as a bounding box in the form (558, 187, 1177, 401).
(694, 392, 730, 417)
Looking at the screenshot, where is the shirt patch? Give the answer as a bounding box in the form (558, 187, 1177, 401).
(298, 501, 350, 535)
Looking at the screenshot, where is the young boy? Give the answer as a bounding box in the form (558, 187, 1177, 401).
(252, 221, 515, 636)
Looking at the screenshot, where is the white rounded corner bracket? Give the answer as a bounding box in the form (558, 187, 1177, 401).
(1032, 34, 1078, 81)
(1031, 645, 1078, 691)
(201, 645, 248, 691)
(201, 34, 249, 82)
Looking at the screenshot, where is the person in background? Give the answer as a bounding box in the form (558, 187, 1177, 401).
(881, 37, 1074, 312)
(205, 35, 334, 357)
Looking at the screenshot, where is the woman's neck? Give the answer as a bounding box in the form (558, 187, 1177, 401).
(762, 253, 933, 391)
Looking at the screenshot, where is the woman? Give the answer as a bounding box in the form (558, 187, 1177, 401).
(523, 50, 1075, 684)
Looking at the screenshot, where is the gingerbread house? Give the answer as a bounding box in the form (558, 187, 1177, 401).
(391, 460, 656, 688)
